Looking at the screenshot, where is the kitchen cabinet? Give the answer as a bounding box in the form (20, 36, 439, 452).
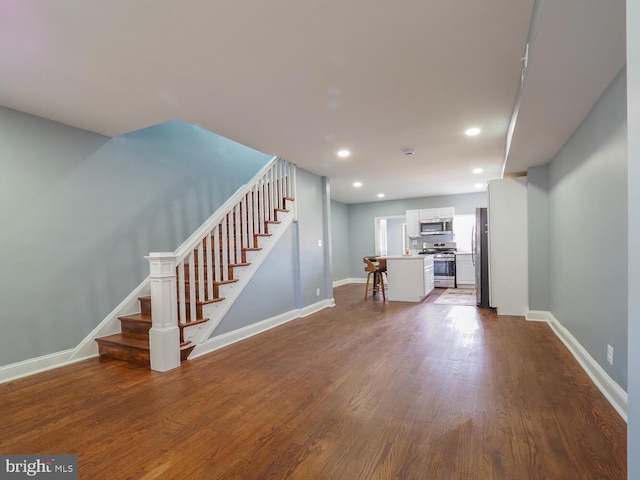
(436, 206, 455, 219)
(455, 253, 475, 287)
(418, 207, 455, 221)
(386, 255, 434, 302)
(406, 209, 420, 237)
(418, 209, 437, 221)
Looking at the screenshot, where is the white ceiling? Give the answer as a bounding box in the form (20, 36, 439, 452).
(0, 0, 626, 204)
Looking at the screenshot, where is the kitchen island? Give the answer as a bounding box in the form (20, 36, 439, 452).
(386, 255, 435, 302)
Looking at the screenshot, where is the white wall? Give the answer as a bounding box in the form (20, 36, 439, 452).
(488, 177, 529, 316)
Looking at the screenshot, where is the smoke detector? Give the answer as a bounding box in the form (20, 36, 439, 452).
(402, 148, 415, 156)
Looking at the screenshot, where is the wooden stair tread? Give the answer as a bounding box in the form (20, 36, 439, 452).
(200, 297, 225, 305)
(178, 318, 210, 329)
(96, 334, 149, 351)
(119, 313, 152, 323)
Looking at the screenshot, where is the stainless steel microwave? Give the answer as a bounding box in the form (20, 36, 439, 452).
(419, 218, 453, 235)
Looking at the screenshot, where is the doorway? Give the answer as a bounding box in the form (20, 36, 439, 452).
(374, 215, 407, 256)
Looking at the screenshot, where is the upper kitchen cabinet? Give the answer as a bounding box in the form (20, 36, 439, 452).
(436, 207, 455, 219)
(418, 207, 455, 221)
(406, 209, 420, 237)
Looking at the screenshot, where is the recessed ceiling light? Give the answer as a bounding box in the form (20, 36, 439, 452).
(377, 193, 385, 198)
(353, 181, 362, 187)
(337, 149, 351, 158)
(465, 127, 482, 137)
(475, 183, 485, 189)
(472, 168, 483, 174)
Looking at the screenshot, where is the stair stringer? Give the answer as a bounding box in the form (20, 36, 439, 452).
(184, 201, 295, 357)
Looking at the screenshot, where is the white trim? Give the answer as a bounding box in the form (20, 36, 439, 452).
(190, 298, 335, 360)
(299, 298, 335, 317)
(528, 310, 627, 422)
(331, 278, 371, 286)
(0, 349, 95, 384)
(525, 310, 551, 322)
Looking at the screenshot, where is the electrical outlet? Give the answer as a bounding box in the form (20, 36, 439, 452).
(316, 288, 320, 296)
(318, 240, 323, 247)
(607, 344, 614, 365)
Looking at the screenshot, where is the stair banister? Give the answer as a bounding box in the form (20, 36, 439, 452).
(146, 156, 293, 371)
(173, 156, 280, 263)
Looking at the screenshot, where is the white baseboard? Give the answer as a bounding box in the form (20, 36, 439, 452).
(528, 310, 627, 421)
(525, 310, 551, 322)
(333, 278, 367, 286)
(0, 349, 95, 384)
(190, 298, 335, 360)
(300, 298, 335, 316)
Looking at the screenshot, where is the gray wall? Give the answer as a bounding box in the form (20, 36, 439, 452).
(213, 224, 298, 335)
(296, 169, 332, 306)
(387, 217, 405, 256)
(330, 200, 350, 283)
(0, 112, 271, 366)
(527, 165, 550, 310)
(627, 0, 640, 473)
(547, 68, 627, 389)
(347, 192, 487, 278)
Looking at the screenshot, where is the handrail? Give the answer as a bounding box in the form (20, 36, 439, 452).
(174, 155, 280, 263)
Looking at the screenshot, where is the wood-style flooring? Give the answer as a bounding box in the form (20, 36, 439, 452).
(0, 285, 626, 479)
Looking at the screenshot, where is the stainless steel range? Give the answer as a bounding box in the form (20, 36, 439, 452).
(419, 241, 457, 288)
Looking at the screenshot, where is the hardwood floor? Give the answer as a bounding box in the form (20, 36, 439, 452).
(0, 285, 626, 479)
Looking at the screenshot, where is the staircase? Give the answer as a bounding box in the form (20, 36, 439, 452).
(95, 157, 296, 369)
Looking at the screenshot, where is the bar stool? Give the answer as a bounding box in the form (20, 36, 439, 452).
(363, 256, 387, 301)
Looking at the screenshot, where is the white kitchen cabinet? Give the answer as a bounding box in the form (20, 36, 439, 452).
(406, 209, 420, 237)
(436, 206, 455, 219)
(418, 207, 455, 221)
(418, 208, 437, 221)
(455, 253, 475, 287)
(386, 255, 434, 302)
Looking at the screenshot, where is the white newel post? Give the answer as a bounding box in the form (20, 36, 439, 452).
(145, 253, 181, 372)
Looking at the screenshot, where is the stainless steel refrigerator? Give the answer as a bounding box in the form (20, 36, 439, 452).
(473, 207, 490, 307)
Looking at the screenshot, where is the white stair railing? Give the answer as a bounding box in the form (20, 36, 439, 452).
(145, 156, 295, 372)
